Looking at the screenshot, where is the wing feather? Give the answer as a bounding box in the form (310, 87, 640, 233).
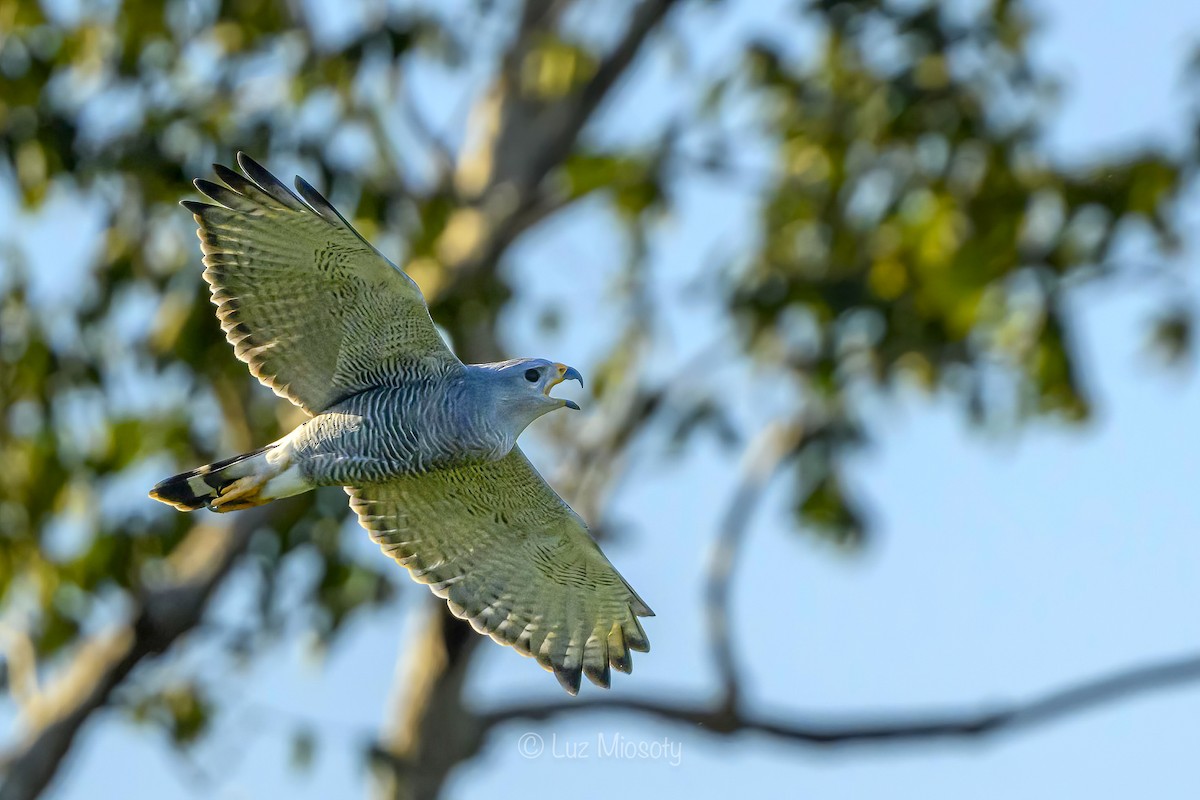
(347, 449, 653, 695)
(184, 153, 459, 413)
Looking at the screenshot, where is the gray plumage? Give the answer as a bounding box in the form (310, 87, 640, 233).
(150, 154, 653, 694)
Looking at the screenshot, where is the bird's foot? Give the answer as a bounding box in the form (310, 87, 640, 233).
(209, 475, 267, 512)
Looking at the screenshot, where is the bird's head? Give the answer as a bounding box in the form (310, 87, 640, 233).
(472, 358, 584, 436)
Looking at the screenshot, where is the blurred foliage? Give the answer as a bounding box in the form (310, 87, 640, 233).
(125, 679, 213, 747)
(0, 0, 1195, 783)
(716, 0, 1195, 543)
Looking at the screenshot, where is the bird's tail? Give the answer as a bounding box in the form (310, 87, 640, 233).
(149, 444, 303, 512)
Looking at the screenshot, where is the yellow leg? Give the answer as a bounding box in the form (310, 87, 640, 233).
(210, 475, 266, 512)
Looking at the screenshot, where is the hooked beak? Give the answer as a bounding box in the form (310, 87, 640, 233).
(546, 363, 584, 410)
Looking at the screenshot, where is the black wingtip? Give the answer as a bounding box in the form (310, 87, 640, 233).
(583, 661, 612, 690)
(235, 149, 273, 183)
(625, 617, 650, 653)
(293, 175, 325, 206)
(193, 178, 224, 199)
(236, 153, 263, 181)
(212, 162, 244, 187)
(235, 153, 307, 210)
(552, 664, 583, 696)
(180, 199, 211, 216)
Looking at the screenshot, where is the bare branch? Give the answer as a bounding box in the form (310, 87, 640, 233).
(705, 420, 806, 706)
(437, 0, 681, 293)
(479, 649, 1200, 746)
(0, 624, 42, 716)
(0, 503, 290, 800)
(369, 604, 484, 800)
(524, 0, 680, 190)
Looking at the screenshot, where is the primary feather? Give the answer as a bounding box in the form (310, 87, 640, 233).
(186, 152, 459, 414)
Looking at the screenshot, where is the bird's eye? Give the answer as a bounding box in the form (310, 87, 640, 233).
(524, 368, 540, 383)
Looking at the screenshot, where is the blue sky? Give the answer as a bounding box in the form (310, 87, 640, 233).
(9, 0, 1200, 798)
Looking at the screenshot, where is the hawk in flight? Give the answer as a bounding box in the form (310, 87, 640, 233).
(149, 154, 652, 694)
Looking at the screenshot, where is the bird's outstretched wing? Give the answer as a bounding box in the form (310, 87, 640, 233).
(184, 153, 459, 414)
(347, 449, 654, 694)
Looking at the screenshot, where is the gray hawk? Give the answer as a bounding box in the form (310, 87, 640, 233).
(149, 154, 652, 694)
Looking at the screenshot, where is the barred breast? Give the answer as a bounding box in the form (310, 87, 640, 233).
(289, 378, 506, 486)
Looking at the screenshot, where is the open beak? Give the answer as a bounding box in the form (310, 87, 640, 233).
(546, 363, 584, 410)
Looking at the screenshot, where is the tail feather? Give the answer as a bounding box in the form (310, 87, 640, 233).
(150, 446, 274, 512)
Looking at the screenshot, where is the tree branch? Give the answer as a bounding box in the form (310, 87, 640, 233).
(520, 0, 681, 194)
(368, 604, 484, 800)
(479, 649, 1200, 746)
(0, 625, 42, 716)
(705, 420, 806, 706)
(437, 0, 682, 295)
(0, 503, 290, 800)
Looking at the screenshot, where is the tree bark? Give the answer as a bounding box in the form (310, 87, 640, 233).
(0, 502, 297, 800)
